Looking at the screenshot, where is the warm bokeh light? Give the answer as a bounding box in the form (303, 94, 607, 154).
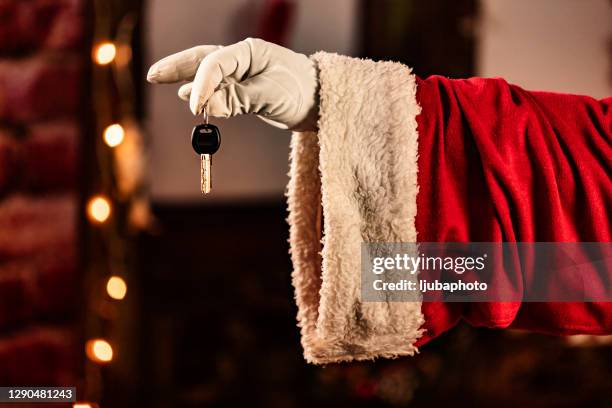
(73, 403, 96, 408)
(86, 339, 114, 363)
(106, 276, 127, 300)
(566, 334, 612, 347)
(93, 42, 116, 65)
(103, 123, 125, 147)
(87, 196, 111, 223)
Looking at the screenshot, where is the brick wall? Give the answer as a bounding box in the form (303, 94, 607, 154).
(0, 0, 86, 387)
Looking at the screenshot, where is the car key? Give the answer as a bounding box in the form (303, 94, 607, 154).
(191, 112, 221, 195)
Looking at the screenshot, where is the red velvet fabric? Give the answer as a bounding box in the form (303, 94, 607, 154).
(413, 75, 612, 346)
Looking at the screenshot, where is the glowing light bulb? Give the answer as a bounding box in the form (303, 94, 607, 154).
(103, 123, 125, 147)
(94, 42, 116, 65)
(106, 276, 127, 300)
(87, 196, 111, 223)
(73, 403, 95, 408)
(86, 339, 113, 363)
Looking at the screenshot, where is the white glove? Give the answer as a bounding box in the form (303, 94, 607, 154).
(147, 38, 318, 131)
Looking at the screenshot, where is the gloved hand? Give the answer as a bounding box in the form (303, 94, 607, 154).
(147, 38, 319, 131)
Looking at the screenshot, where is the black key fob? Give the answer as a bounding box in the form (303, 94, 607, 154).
(191, 123, 221, 155)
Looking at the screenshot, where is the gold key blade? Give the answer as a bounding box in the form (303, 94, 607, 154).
(200, 153, 212, 194)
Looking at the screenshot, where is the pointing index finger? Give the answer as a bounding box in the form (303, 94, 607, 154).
(147, 45, 222, 83)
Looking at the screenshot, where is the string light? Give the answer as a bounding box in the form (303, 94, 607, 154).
(87, 196, 111, 223)
(93, 41, 116, 65)
(86, 339, 114, 363)
(103, 123, 125, 147)
(86, 4, 148, 405)
(106, 276, 127, 300)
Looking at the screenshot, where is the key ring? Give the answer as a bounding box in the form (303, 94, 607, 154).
(202, 106, 209, 125)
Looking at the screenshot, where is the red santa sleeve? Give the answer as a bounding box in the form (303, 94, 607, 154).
(286, 52, 612, 364)
(415, 75, 612, 345)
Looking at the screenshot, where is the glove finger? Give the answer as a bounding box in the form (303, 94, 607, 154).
(190, 40, 252, 115)
(178, 77, 233, 102)
(257, 116, 289, 130)
(206, 84, 238, 118)
(147, 45, 222, 83)
(207, 77, 282, 123)
(178, 82, 192, 101)
(207, 77, 258, 118)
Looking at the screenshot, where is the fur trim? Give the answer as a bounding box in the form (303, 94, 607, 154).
(286, 52, 423, 364)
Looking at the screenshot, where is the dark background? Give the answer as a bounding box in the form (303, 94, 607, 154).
(132, 204, 612, 408)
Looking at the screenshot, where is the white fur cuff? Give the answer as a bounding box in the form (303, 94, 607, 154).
(286, 52, 423, 364)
